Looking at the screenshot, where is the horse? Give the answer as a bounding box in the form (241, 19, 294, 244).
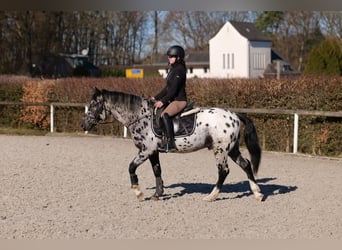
(81, 87, 264, 202)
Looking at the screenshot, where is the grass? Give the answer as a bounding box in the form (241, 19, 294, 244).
(0, 127, 108, 138)
(0, 127, 48, 136)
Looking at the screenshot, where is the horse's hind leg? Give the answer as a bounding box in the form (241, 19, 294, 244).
(149, 151, 164, 200)
(228, 144, 264, 201)
(203, 148, 229, 202)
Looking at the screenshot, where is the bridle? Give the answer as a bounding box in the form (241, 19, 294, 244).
(97, 98, 152, 128)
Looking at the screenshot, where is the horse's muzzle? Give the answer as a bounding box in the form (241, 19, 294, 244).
(81, 116, 96, 131)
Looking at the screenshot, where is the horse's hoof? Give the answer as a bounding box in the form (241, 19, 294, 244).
(203, 195, 216, 202)
(132, 185, 144, 201)
(203, 187, 219, 202)
(151, 195, 159, 201)
(136, 191, 144, 201)
(255, 193, 264, 202)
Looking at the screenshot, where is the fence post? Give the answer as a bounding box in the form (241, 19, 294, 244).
(84, 105, 88, 134)
(124, 126, 128, 138)
(276, 60, 281, 80)
(50, 104, 54, 133)
(293, 113, 299, 153)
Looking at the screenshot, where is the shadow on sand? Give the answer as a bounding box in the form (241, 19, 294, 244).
(146, 177, 297, 201)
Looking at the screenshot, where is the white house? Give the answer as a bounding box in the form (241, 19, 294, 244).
(209, 21, 271, 78)
(154, 21, 298, 79)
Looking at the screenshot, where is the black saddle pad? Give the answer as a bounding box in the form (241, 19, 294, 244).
(151, 111, 197, 138)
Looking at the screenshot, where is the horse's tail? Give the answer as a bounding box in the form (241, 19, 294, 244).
(236, 113, 261, 176)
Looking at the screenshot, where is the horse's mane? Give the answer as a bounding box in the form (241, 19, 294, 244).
(102, 89, 145, 112)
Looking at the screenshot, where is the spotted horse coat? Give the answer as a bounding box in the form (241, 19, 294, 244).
(81, 88, 264, 202)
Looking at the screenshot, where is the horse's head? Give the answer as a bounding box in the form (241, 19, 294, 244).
(81, 87, 108, 131)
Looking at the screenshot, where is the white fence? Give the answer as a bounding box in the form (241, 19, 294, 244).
(1, 101, 342, 154)
(229, 108, 342, 154)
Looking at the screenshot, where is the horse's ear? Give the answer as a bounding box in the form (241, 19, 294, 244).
(94, 87, 101, 94)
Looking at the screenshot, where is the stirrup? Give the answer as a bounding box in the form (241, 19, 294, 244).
(158, 142, 177, 153)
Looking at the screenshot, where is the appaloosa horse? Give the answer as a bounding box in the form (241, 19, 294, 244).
(81, 88, 263, 202)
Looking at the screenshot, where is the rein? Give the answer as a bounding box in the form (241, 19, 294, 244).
(99, 121, 115, 125)
(97, 115, 149, 127)
(125, 114, 151, 128)
(96, 96, 153, 128)
(120, 99, 154, 128)
(98, 103, 152, 128)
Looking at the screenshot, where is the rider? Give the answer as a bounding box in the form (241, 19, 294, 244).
(152, 45, 188, 152)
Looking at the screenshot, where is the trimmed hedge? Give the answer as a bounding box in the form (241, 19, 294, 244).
(0, 75, 341, 157)
(0, 76, 27, 128)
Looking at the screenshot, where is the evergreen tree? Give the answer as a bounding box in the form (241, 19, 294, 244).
(254, 11, 284, 35)
(304, 38, 342, 75)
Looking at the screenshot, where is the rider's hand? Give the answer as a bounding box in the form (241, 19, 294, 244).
(154, 101, 164, 108)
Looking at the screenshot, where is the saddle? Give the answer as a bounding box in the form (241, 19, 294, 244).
(151, 101, 200, 138)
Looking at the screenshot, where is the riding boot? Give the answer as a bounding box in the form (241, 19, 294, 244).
(158, 113, 177, 153)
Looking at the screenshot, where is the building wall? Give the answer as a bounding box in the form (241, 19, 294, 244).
(158, 69, 167, 78)
(209, 22, 249, 78)
(158, 67, 210, 79)
(249, 41, 271, 78)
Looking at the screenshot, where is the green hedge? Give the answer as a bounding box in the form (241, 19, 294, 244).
(0, 76, 26, 128)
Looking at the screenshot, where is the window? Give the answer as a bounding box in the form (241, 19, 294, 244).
(222, 54, 225, 69)
(253, 53, 266, 69)
(232, 53, 234, 69)
(223, 53, 235, 70)
(227, 54, 230, 69)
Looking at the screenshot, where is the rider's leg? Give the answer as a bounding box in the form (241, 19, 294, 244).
(158, 112, 177, 152)
(158, 101, 186, 153)
(162, 101, 187, 117)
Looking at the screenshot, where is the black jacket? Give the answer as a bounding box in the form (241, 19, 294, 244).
(154, 62, 187, 104)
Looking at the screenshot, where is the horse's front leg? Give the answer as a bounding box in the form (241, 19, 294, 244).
(129, 151, 149, 201)
(149, 151, 164, 200)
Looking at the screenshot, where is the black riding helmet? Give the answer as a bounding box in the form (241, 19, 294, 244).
(167, 45, 185, 59)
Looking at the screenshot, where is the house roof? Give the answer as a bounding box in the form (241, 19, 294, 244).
(229, 21, 271, 42)
(154, 51, 209, 67)
(186, 51, 209, 64)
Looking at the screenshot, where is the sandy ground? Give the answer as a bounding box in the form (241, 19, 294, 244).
(0, 134, 341, 239)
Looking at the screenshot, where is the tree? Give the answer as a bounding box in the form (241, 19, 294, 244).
(152, 11, 159, 61)
(100, 11, 148, 65)
(254, 11, 284, 35)
(1, 10, 341, 76)
(0, 11, 150, 73)
(267, 11, 324, 72)
(162, 11, 256, 51)
(304, 38, 342, 75)
(320, 11, 342, 39)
